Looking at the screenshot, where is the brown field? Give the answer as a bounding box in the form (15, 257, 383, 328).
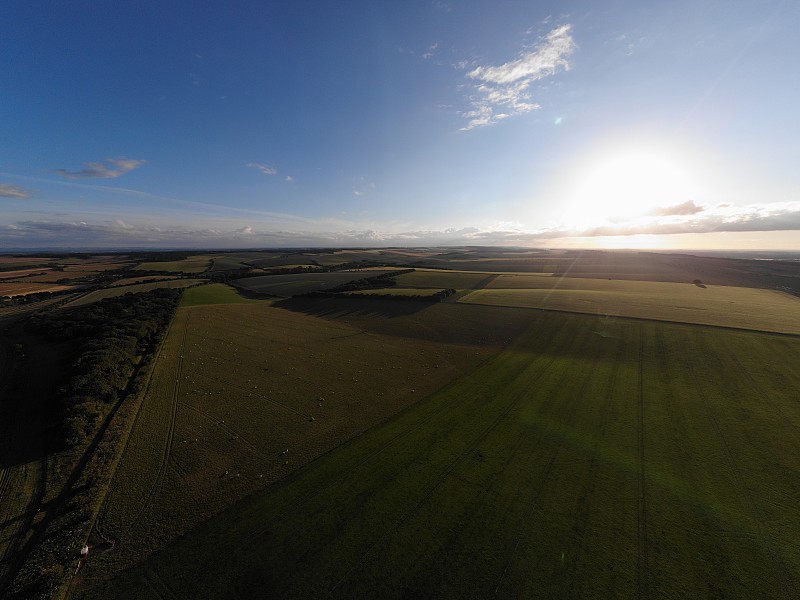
(0, 282, 75, 297)
(0, 268, 53, 279)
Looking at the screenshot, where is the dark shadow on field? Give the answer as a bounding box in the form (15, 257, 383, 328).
(274, 296, 432, 320)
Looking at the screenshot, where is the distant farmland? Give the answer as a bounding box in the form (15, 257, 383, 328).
(460, 277, 800, 334)
(62, 279, 205, 308)
(232, 270, 395, 296)
(134, 255, 217, 273)
(79, 310, 800, 599)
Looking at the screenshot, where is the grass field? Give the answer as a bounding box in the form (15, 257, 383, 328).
(134, 255, 217, 273)
(62, 280, 204, 308)
(459, 277, 800, 334)
(232, 270, 394, 296)
(76, 296, 496, 587)
(77, 311, 800, 599)
(181, 283, 262, 306)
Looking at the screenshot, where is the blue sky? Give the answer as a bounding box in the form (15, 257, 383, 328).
(2, 0, 799, 249)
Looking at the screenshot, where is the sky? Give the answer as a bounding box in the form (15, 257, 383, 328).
(2, 0, 800, 250)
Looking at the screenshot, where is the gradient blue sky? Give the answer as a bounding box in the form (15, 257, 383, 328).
(2, 0, 799, 249)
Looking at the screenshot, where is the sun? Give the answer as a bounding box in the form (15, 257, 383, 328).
(563, 150, 694, 229)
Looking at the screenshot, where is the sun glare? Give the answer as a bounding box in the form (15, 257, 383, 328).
(564, 150, 695, 229)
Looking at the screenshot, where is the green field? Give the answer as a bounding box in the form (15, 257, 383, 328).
(76, 297, 496, 588)
(62, 279, 205, 307)
(232, 270, 394, 296)
(180, 283, 262, 306)
(460, 277, 800, 334)
(134, 255, 217, 273)
(78, 310, 800, 599)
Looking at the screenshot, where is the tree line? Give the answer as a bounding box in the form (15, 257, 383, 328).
(26, 288, 183, 448)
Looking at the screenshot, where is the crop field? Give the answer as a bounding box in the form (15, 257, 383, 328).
(134, 255, 217, 273)
(232, 270, 394, 296)
(0, 268, 53, 280)
(62, 279, 205, 308)
(459, 277, 800, 334)
(78, 311, 800, 599)
(0, 282, 75, 297)
(393, 269, 501, 289)
(76, 294, 496, 588)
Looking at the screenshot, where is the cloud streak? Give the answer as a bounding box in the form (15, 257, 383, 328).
(651, 200, 704, 216)
(0, 184, 32, 199)
(460, 24, 576, 130)
(247, 162, 278, 176)
(54, 158, 146, 179)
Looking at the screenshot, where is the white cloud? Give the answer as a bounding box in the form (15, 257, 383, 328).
(651, 200, 704, 217)
(285, 175, 295, 183)
(422, 43, 439, 60)
(247, 162, 278, 176)
(2, 201, 797, 250)
(460, 24, 576, 130)
(0, 184, 32, 199)
(54, 158, 146, 179)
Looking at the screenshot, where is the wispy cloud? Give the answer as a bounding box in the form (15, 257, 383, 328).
(422, 43, 439, 60)
(0, 183, 32, 199)
(54, 158, 146, 179)
(353, 181, 376, 197)
(460, 24, 576, 130)
(285, 175, 295, 183)
(247, 162, 278, 176)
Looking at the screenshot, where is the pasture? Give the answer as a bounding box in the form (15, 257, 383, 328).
(77, 295, 497, 585)
(460, 277, 800, 334)
(77, 311, 800, 599)
(180, 283, 261, 306)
